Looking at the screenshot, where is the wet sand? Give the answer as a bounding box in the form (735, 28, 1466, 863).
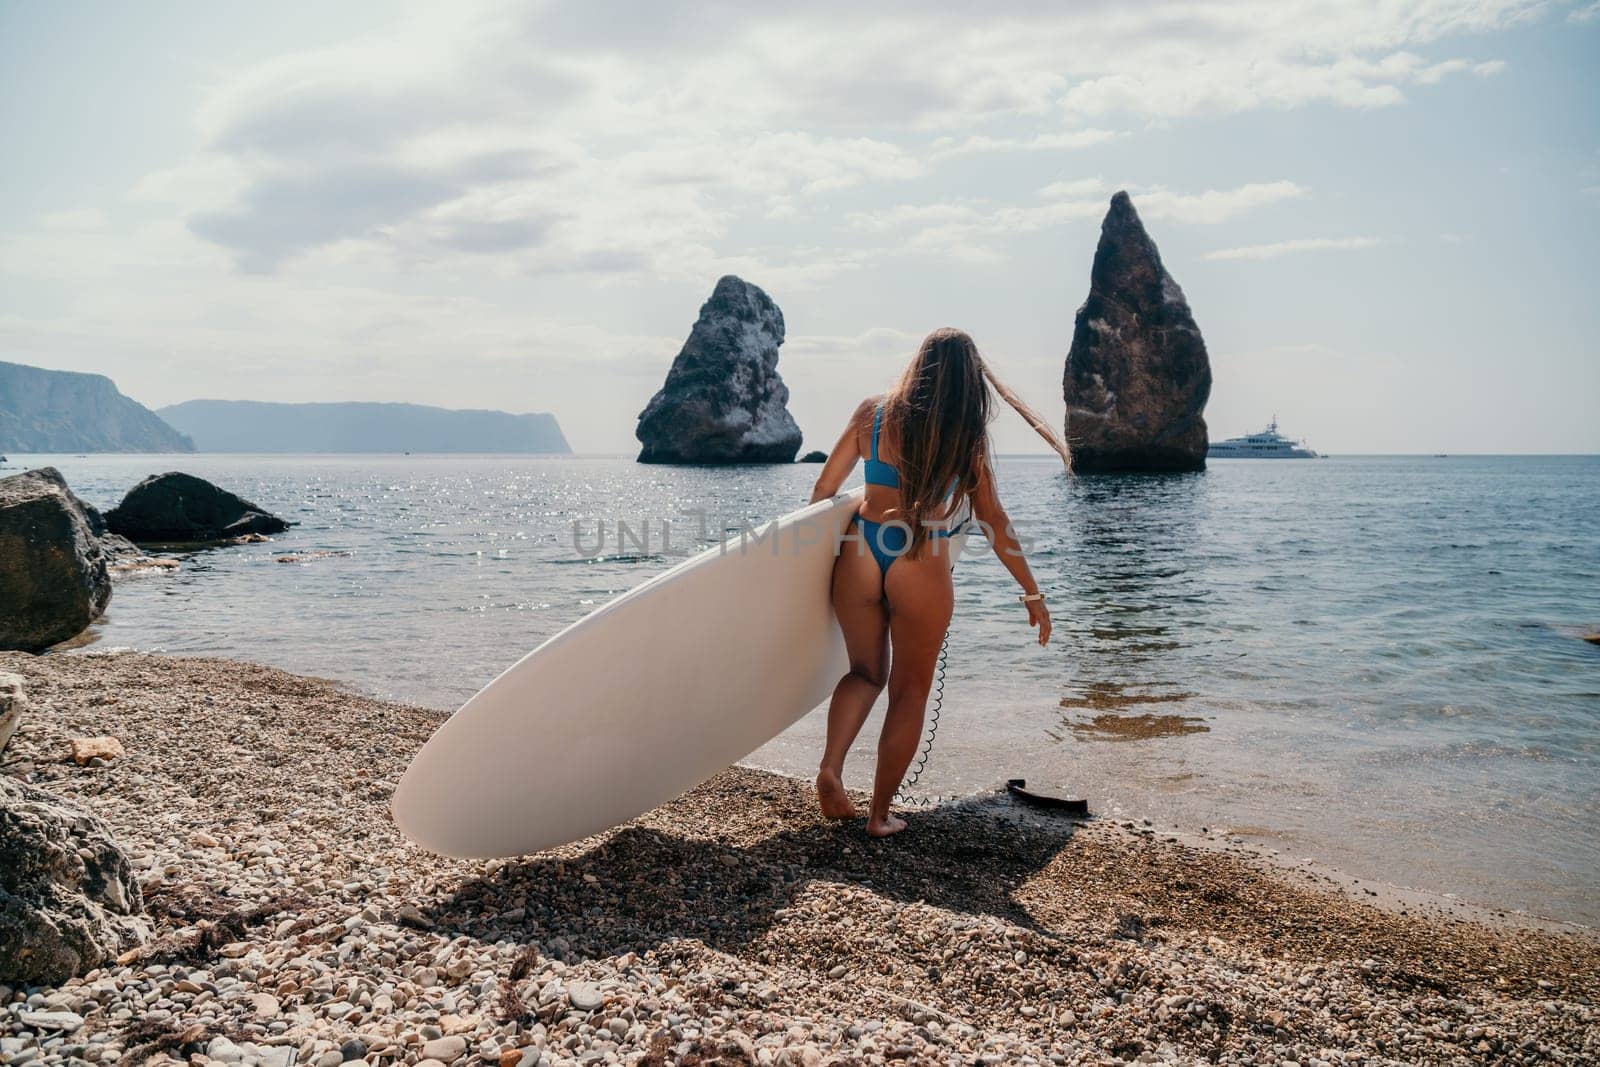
(1, 651, 1596, 1066)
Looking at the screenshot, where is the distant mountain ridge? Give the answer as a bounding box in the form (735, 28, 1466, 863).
(159, 399, 570, 454)
(0, 360, 195, 453)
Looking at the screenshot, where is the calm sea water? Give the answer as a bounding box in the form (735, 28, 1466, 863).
(12, 453, 1599, 925)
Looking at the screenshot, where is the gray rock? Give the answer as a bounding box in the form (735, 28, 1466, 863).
(1063, 192, 1212, 472)
(105, 471, 290, 543)
(206, 1036, 244, 1063)
(636, 276, 802, 464)
(339, 1037, 367, 1062)
(798, 450, 827, 463)
(0, 776, 146, 985)
(566, 982, 603, 1012)
(248, 992, 280, 1018)
(0, 468, 112, 652)
(98, 533, 153, 566)
(0, 671, 24, 755)
(17, 1009, 84, 1032)
(421, 1035, 467, 1063)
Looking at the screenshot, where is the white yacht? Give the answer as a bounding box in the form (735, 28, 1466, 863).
(1208, 416, 1320, 459)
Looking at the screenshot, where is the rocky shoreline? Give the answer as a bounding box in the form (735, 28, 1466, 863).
(1, 652, 1595, 1066)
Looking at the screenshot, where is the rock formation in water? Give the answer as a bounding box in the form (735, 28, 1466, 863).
(799, 450, 827, 463)
(636, 276, 803, 464)
(0, 468, 113, 652)
(0, 361, 194, 453)
(105, 472, 291, 543)
(0, 775, 147, 984)
(158, 400, 570, 454)
(1063, 192, 1212, 472)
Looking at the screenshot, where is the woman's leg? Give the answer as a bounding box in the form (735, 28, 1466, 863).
(816, 522, 889, 819)
(869, 550, 955, 836)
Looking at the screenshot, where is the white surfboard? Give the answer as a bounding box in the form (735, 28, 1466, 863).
(396, 487, 962, 859)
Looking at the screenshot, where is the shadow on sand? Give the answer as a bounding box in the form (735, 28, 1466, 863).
(424, 790, 1082, 963)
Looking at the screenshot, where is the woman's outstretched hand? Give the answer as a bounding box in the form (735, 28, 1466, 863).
(1025, 597, 1051, 646)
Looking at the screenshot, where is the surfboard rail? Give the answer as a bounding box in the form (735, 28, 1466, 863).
(393, 489, 868, 858)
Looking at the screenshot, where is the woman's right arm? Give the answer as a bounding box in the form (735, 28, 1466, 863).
(969, 455, 1052, 646)
(808, 398, 873, 503)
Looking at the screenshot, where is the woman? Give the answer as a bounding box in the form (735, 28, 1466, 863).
(807, 328, 1072, 837)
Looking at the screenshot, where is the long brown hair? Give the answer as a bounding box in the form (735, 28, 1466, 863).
(882, 328, 1072, 555)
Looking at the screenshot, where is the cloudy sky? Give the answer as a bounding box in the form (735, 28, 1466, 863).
(3, 0, 1596, 453)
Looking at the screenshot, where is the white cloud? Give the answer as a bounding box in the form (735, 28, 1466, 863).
(787, 327, 922, 365)
(1055, 41, 1521, 118)
(1412, 57, 1472, 85)
(128, 1, 1535, 277)
(930, 129, 1122, 159)
(850, 180, 1308, 261)
(1569, 1, 1600, 22)
(39, 209, 107, 231)
(1036, 177, 1109, 200)
(1204, 236, 1384, 261)
(1133, 182, 1309, 224)
(845, 201, 991, 235)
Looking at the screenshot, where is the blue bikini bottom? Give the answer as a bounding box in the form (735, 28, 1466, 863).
(851, 514, 963, 576)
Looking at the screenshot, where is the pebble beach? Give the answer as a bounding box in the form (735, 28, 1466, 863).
(2, 651, 1596, 1067)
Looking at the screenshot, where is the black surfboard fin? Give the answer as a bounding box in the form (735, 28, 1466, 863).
(1006, 778, 1088, 816)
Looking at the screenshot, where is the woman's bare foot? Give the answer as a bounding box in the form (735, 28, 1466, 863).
(816, 768, 857, 819)
(866, 811, 908, 837)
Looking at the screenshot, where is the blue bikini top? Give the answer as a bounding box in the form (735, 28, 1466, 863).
(864, 402, 959, 501)
(864, 403, 901, 489)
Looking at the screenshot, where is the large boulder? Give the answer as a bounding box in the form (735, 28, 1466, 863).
(636, 276, 803, 464)
(105, 471, 290, 542)
(0, 776, 146, 984)
(0, 468, 113, 652)
(1063, 192, 1212, 472)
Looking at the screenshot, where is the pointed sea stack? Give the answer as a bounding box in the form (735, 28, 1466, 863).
(1063, 192, 1212, 472)
(636, 276, 802, 464)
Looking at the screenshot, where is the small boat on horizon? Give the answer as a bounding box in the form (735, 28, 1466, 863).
(1208, 416, 1319, 459)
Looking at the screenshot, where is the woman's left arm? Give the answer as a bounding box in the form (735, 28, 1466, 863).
(969, 455, 1052, 646)
(808, 400, 869, 503)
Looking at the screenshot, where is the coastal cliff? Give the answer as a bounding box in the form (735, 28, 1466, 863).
(158, 400, 570, 454)
(636, 276, 802, 464)
(1063, 193, 1212, 472)
(0, 361, 193, 453)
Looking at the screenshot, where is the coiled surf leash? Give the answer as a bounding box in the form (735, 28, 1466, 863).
(893, 629, 949, 805)
(892, 628, 1089, 816)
